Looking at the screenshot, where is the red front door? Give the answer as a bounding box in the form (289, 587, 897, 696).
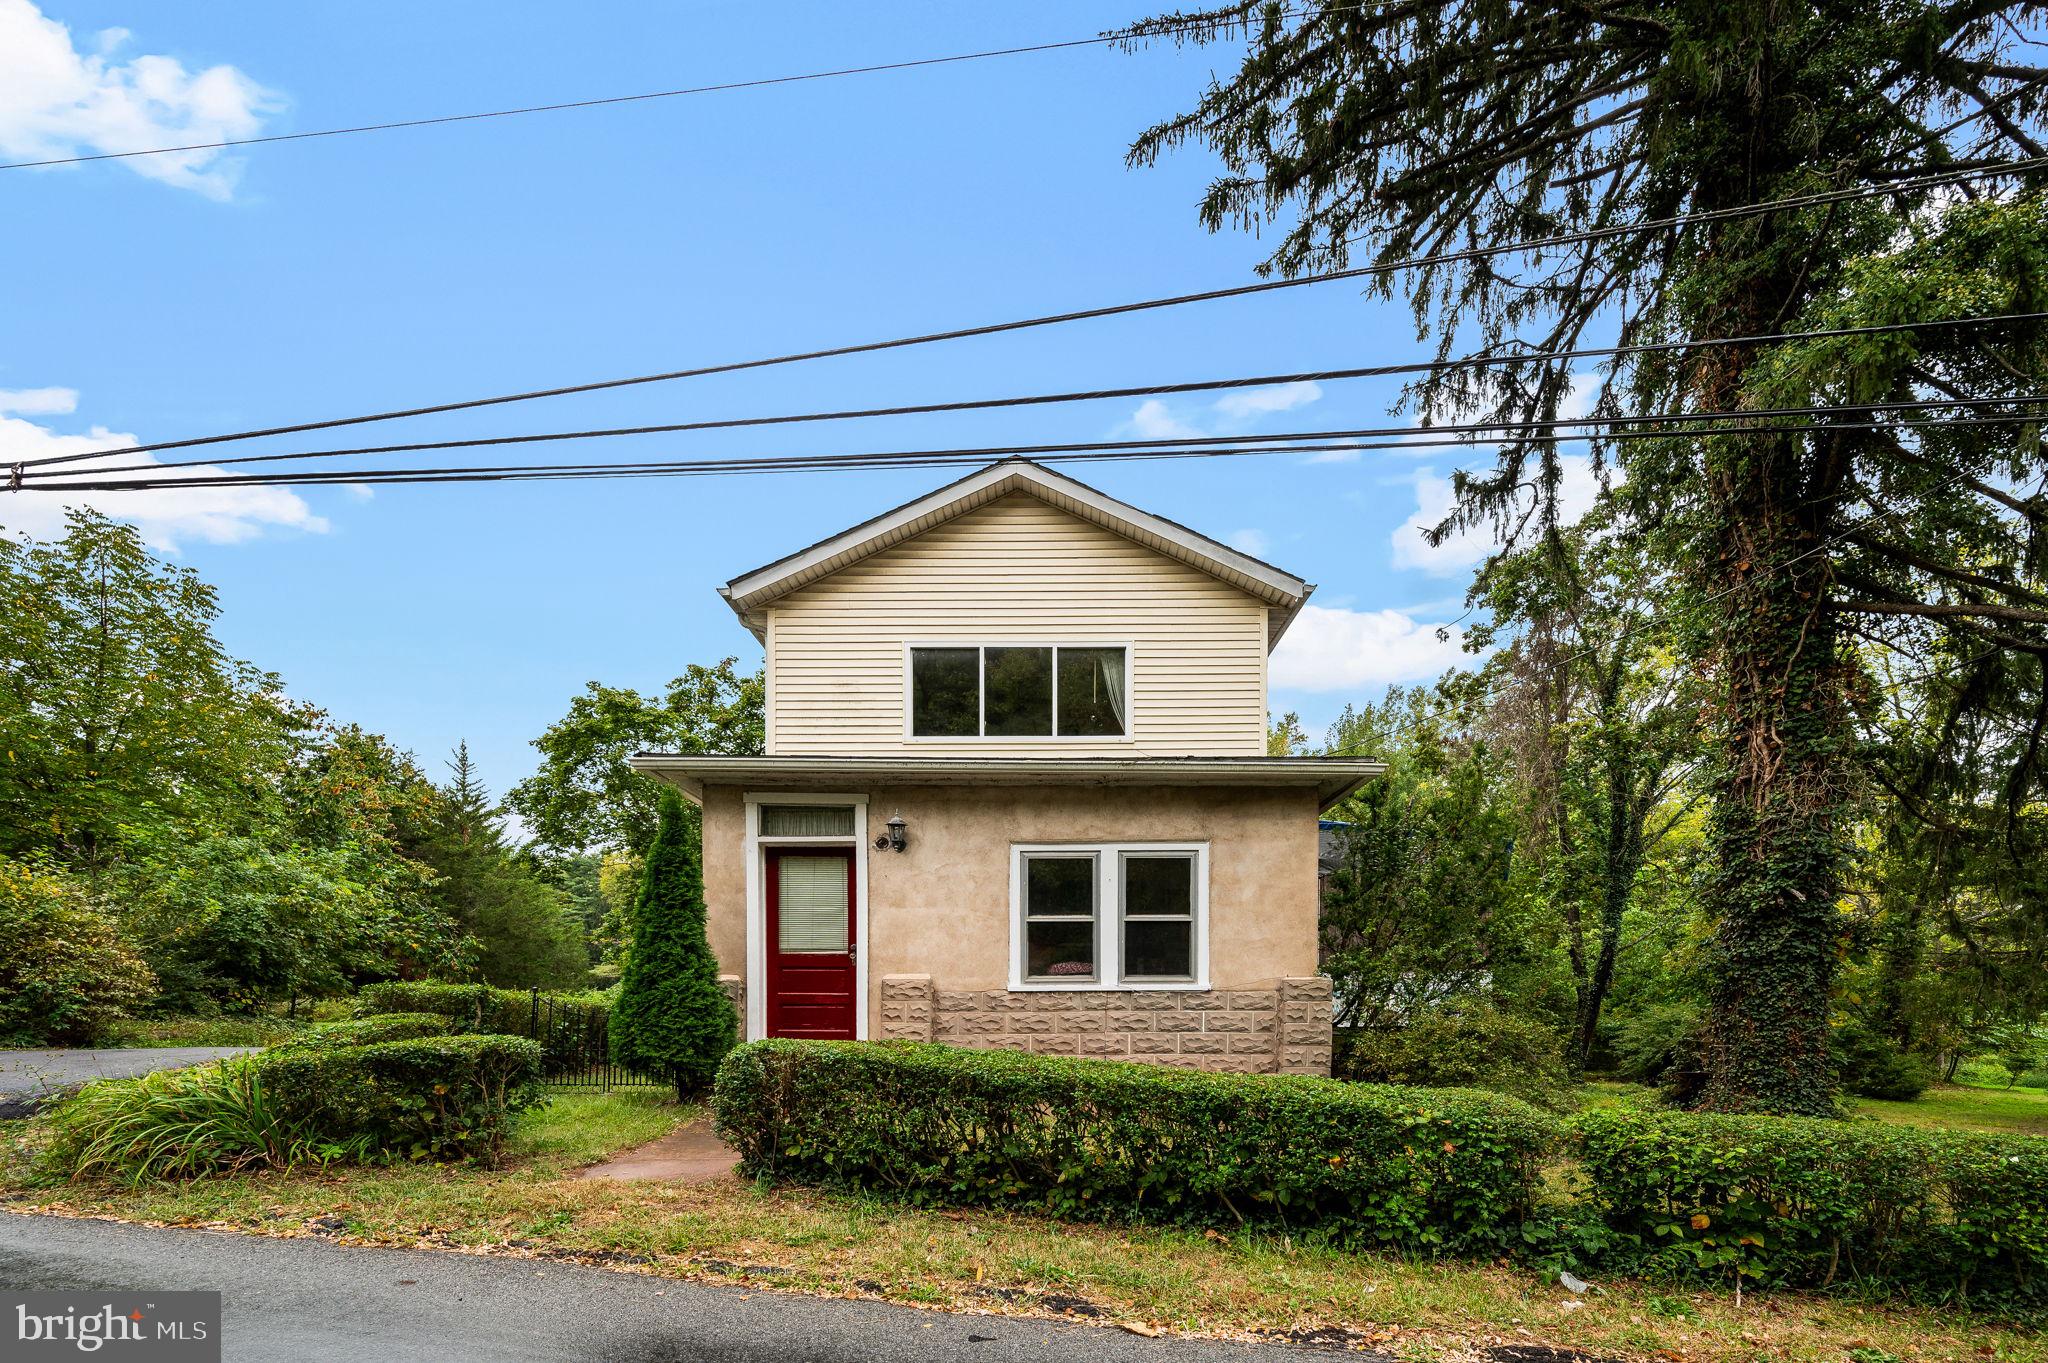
(765, 847, 857, 1039)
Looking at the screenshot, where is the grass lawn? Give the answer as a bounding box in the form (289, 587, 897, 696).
(1581, 1079, 2048, 1138)
(3, 1089, 2042, 1363)
(1854, 1083, 2048, 1138)
(90, 1015, 310, 1049)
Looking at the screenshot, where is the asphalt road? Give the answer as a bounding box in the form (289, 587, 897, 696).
(0, 1048, 259, 1116)
(0, 1213, 1331, 1363)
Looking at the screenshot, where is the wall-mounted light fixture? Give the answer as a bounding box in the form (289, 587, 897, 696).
(875, 811, 908, 853)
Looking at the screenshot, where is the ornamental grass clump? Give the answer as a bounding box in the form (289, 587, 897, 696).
(39, 1032, 546, 1183)
(39, 1061, 358, 1186)
(714, 1039, 1558, 1254)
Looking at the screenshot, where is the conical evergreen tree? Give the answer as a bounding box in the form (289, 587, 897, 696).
(417, 742, 587, 988)
(610, 787, 735, 1094)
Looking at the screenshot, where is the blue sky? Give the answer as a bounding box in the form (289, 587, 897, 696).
(0, 0, 1595, 804)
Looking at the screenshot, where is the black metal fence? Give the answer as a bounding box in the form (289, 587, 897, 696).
(523, 989, 666, 1091)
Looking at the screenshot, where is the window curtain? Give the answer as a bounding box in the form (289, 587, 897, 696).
(1098, 649, 1127, 731)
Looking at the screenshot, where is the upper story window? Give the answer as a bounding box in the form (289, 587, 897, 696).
(909, 645, 1128, 738)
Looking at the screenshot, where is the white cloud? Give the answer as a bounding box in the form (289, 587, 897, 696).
(1226, 527, 1271, 557)
(1390, 453, 1606, 576)
(1122, 382, 1326, 441)
(1272, 604, 1472, 691)
(0, 0, 280, 200)
(1303, 445, 1361, 465)
(0, 397, 328, 550)
(1127, 399, 1201, 440)
(0, 386, 79, 416)
(1213, 380, 1322, 422)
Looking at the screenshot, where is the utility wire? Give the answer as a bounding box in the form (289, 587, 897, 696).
(25, 157, 2048, 472)
(30, 311, 2046, 480)
(0, 7, 1340, 173)
(1316, 458, 2004, 759)
(27, 405, 2046, 493)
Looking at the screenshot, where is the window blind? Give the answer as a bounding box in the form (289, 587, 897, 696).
(776, 855, 848, 953)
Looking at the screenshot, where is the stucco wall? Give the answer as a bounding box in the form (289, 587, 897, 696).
(697, 781, 1322, 1063)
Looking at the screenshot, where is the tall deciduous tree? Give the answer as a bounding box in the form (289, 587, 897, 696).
(610, 787, 736, 1095)
(507, 660, 764, 858)
(1472, 508, 1699, 1068)
(1128, 1, 2048, 1112)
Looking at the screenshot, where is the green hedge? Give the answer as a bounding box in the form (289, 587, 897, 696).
(1336, 1006, 1571, 1110)
(255, 1034, 544, 1164)
(1574, 1108, 2048, 1299)
(713, 1040, 1556, 1252)
(357, 980, 608, 1032)
(355, 980, 610, 1073)
(276, 1012, 454, 1052)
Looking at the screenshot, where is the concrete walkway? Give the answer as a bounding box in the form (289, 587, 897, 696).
(578, 1120, 741, 1181)
(0, 1047, 258, 1118)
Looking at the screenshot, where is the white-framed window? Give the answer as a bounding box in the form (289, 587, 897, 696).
(906, 643, 1130, 739)
(1009, 842, 1208, 990)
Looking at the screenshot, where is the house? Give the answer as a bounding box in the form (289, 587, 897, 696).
(628, 459, 1381, 1074)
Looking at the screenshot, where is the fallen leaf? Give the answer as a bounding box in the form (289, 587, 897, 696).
(1120, 1323, 1162, 1338)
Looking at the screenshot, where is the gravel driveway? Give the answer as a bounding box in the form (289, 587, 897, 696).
(0, 1048, 257, 1117)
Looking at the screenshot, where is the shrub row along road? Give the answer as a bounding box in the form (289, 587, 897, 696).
(0, 1213, 1321, 1362)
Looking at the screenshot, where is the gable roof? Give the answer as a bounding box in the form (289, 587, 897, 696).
(719, 459, 1314, 649)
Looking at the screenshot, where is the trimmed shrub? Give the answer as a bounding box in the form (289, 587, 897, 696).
(278, 1012, 454, 1052)
(255, 1034, 544, 1165)
(714, 1039, 1557, 1253)
(354, 980, 608, 1073)
(1336, 1005, 1571, 1109)
(611, 788, 735, 1095)
(1574, 1107, 2048, 1299)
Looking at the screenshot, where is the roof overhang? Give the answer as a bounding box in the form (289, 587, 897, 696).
(718, 459, 1314, 649)
(627, 754, 1385, 812)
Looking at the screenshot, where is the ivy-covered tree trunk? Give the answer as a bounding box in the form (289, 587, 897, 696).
(1126, 0, 2048, 1113)
(1693, 446, 1853, 1113)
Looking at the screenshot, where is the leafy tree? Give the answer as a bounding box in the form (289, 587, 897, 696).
(0, 510, 301, 883)
(1319, 685, 1546, 1029)
(507, 660, 764, 858)
(1128, 1, 2048, 1112)
(1470, 508, 1700, 1068)
(610, 787, 735, 1095)
(0, 855, 153, 1046)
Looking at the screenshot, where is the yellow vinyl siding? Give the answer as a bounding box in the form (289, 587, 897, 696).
(765, 494, 1269, 756)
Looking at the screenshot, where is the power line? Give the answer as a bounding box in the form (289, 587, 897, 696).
(27, 312, 2042, 480)
(0, 11, 1295, 173)
(25, 405, 2046, 493)
(1316, 459, 2005, 759)
(27, 157, 2048, 472)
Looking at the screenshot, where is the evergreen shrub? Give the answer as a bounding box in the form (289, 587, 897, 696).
(1336, 1005, 1571, 1108)
(280, 1012, 455, 1051)
(1574, 1107, 2048, 1300)
(354, 980, 607, 1072)
(610, 789, 735, 1095)
(255, 1034, 544, 1165)
(714, 1039, 1557, 1252)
